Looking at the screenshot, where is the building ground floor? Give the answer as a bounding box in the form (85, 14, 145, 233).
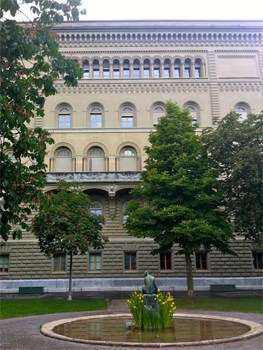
(0, 238, 262, 293)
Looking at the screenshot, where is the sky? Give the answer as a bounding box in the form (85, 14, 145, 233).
(12, 0, 263, 22)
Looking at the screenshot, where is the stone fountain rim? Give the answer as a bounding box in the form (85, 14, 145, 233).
(41, 312, 263, 347)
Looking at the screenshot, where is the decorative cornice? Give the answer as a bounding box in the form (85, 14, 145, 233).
(46, 172, 141, 183)
(54, 81, 210, 94)
(218, 82, 262, 92)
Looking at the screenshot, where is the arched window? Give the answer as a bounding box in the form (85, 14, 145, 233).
(153, 59, 160, 78)
(235, 103, 250, 121)
(90, 106, 102, 128)
(194, 58, 202, 77)
(113, 59, 120, 78)
(121, 106, 134, 128)
(153, 104, 165, 125)
(123, 202, 129, 223)
(120, 147, 137, 171)
(133, 59, 140, 78)
(123, 59, 130, 78)
(54, 147, 72, 172)
(93, 59, 100, 79)
(185, 103, 199, 126)
(103, 59, 110, 78)
(143, 59, 150, 78)
(6, 150, 16, 162)
(58, 106, 71, 128)
(174, 58, 181, 78)
(163, 59, 171, 78)
(184, 58, 191, 77)
(83, 59, 89, 79)
(88, 147, 105, 171)
(90, 202, 102, 216)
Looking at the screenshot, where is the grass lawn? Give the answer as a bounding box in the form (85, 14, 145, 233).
(174, 296, 262, 314)
(0, 296, 262, 319)
(0, 298, 108, 319)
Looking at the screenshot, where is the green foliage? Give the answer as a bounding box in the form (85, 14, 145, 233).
(0, 298, 108, 319)
(127, 290, 176, 330)
(202, 112, 263, 243)
(0, 1, 85, 240)
(125, 102, 235, 295)
(31, 181, 107, 256)
(125, 102, 234, 255)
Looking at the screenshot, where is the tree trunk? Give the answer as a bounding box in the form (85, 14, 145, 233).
(185, 253, 194, 297)
(67, 253, 73, 301)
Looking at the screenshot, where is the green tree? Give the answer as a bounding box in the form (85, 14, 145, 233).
(0, 0, 86, 240)
(124, 102, 235, 297)
(202, 112, 263, 243)
(31, 181, 107, 300)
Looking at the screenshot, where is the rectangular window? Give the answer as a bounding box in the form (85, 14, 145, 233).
(0, 255, 9, 273)
(252, 252, 263, 269)
(163, 68, 170, 78)
(83, 70, 89, 79)
(195, 252, 208, 270)
(143, 68, 150, 78)
(133, 68, 140, 78)
(93, 69, 99, 79)
(90, 114, 102, 128)
(174, 68, 180, 78)
(122, 117, 133, 128)
(160, 253, 172, 271)
(184, 67, 190, 77)
(113, 69, 120, 78)
(89, 253, 102, 272)
(194, 67, 201, 77)
(59, 115, 70, 128)
(53, 255, 66, 272)
(103, 69, 110, 78)
(123, 68, 130, 78)
(124, 252, 137, 271)
(154, 68, 160, 78)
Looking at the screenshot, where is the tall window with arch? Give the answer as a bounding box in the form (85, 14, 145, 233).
(90, 106, 102, 128)
(143, 59, 150, 78)
(194, 58, 202, 77)
(58, 106, 71, 128)
(133, 59, 140, 78)
(103, 59, 110, 78)
(88, 147, 105, 172)
(235, 103, 250, 121)
(119, 146, 137, 171)
(153, 59, 160, 78)
(174, 58, 181, 78)
(83, 59, 89, 79)
(54, 147, 72, 172)
(122, 202, 129, 223)
(185, 103, 200, 126)
(121, 105, 134, 128)
(93, 59, 100, 79)
(90, 202, 103, 216)
(163, 59, 171, 78)
(123, 59, 130, 78)
(113, 59, 120, 78)
(184, 58, 191, 77)
(152, 104, 165, 125)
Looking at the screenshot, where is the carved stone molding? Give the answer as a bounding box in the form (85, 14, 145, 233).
(55, 82, 209, 94)
(218, 82, 262, 92)
(46, 172, 141, 183)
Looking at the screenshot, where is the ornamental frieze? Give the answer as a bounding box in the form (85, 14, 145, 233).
(55, 82, 209, 94)
(218, 82, 262, 92)
(46, 172, 141, 183)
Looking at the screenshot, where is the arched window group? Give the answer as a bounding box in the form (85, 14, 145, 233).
(79, 57, 206, 80)
(52, 145, 140, 172)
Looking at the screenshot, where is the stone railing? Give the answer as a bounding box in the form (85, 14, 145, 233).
(46, 172, 142, 183)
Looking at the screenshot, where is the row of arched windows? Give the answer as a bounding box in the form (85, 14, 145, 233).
(77, 57, 206, 79)
(57, 101, 201, 129)
(57, 101, 251, 129)
(52, 146, 140, 172)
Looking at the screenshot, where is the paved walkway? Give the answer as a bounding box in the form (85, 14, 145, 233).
(1, 299, 263, 350)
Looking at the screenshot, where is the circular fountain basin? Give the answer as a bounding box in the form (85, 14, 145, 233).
(41, 313, 263, 347)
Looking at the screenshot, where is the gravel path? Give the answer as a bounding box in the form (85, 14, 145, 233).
(1, 300, 262, 350)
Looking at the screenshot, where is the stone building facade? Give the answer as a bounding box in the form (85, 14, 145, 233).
(1, 20, 263, 292)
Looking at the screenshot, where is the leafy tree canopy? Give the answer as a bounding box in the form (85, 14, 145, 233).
(31, 181, 107, 257)
(124, 102, 235, 296)
(0, 1, 86, 240)
(202, 112, 263, 243)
